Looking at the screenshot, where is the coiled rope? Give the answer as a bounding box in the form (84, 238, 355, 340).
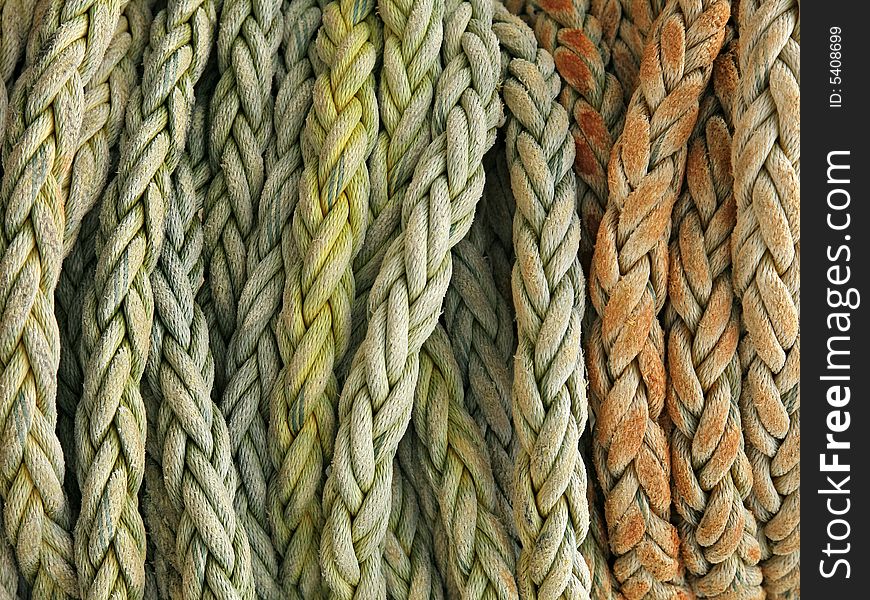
(74, 0, 220, 595)
(586, 0, 730, 597)
(731, 1, 800, 597)
(666, 43, 764, 599)
(319, 0, 501, 595)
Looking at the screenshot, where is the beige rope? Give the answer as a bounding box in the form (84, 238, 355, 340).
(0, 501, 15, 600)
(586, 1, 730, 597)
(731, 1, 800, 597)
(666, 43, 764, 599)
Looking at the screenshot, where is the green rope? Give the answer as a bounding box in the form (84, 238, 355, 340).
(74, 0, 221, 596)
(319, 0, 501, 595)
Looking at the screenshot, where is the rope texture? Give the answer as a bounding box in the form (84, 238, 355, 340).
(494, 4, 593, 598)
(0, 0, 131, 595)
(731, 1, 800, 597)
(319, 0, 501, 594)
(74, 0, 220, 596)
(202, 0, 282, 397)
(586, 1, 730, 598)
(269, 0, 381, 595)
(666, 44, 764, 599)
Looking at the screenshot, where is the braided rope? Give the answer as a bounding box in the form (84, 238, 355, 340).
(74, 0, 221, 596)
(385, 452, 446, 600)
(56, 0, 154, 512)
(146, 90, 256, 598)
(593, 0, 665, 100)
(666, 45, 764, 599)
(528, 0, 625, 267)
(202, 0, 282, 395)
(143, 456, 183, 599)
(730, 1, 799, 597)
(493, 5, 594, 598)
(586, 1, 730, 598)
(412, 324, 518, 599)
(319, 0, 501, 595)
(0, 0, 132, 596)
(0, 501, 15, 600)
(268, 0, 381, 595)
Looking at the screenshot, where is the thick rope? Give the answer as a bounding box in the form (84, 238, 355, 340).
(585, 1, 729, 598)
(268, 0, 380, 595)
(493, 4, 593, 598)
(666, 44, 764, 599)
(527, 0, 625, 268)
(202, 0, 283, 396)
(412, 324, 519, 599)
(0, 501, 15, 600)
(146, 86, 256, 599)
(74, 0, 221, 596)
(730, 1, 799, 597)
(253, 0, 322, 596)
(593, 0, 665, 100)
(319, 0, 501, 595)
(56, 0, 154, 514)
(0, 0, 132, 596)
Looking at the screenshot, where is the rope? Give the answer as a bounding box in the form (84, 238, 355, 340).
(528, 0, 625, 268)
(0, 501, 15, 600)
(586, 1, 730, 598)
(74, 0, 221, 596)
(731, 1, 799, 597)
(268, 0, 381, 595)
(202, 0, 283, 397)
(385, 451, 446, 600)
(412, 324, 518, 599)
(493, 4, 593, 597)
(319, 0, 501, 594)
(666, 43, 764, 599)
(593, 0, 665, 100)
(0, 0, 34, 85)
(147, 85, 256, 599)
(55, 0, 155, 516)
(0, 0, 131, 595)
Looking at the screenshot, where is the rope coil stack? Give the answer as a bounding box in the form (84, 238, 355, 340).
(0, 0, 801, 598)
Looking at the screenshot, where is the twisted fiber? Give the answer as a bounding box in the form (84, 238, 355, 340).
(593, 0, 664, 100)
(528, 0, 625, 268)
(56, 0, 154, 509)
(0, 0, 34, 84)
(0, 1, 133, 598)
(385, 451, 445, 600)
(347, 0, 445, 361)
(0, 501, 15, 600)
(319, 0, 501, 595)
(202, 0, 282, 396)
(495, 5, 593, 598)
(412, 324, 518, 599)
(666, 50, 763, 599)
(268, 0, 382, 596)
(479, 150, 515, 306)
(74, 0, 221, 596)
(730, 1, 799, 596)
(249, 0, 323, 595)
(238, 1, 321, 596)
(585, 1, 730, 597)
(61, 0, 154, 256)
(146, 94, 257, 599)
(443, 189, 517, 539)
(143, 457, 183, 599)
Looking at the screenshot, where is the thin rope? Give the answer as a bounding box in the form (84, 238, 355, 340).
(74, 0, 221, 596)
(0, 0, 131, 595)
(268, 0, 381, 595)
(731, 1, 800, 597)
(319, 0, 501, 594)
(202, 0, 283, 398)
(493, 4, 593, 597)
(666, 43, 764, 599)
(586, 1, 730, 598)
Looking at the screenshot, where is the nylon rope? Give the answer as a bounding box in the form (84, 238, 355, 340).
(585, 0, 730, 597)
(731, 0, 800, 597)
